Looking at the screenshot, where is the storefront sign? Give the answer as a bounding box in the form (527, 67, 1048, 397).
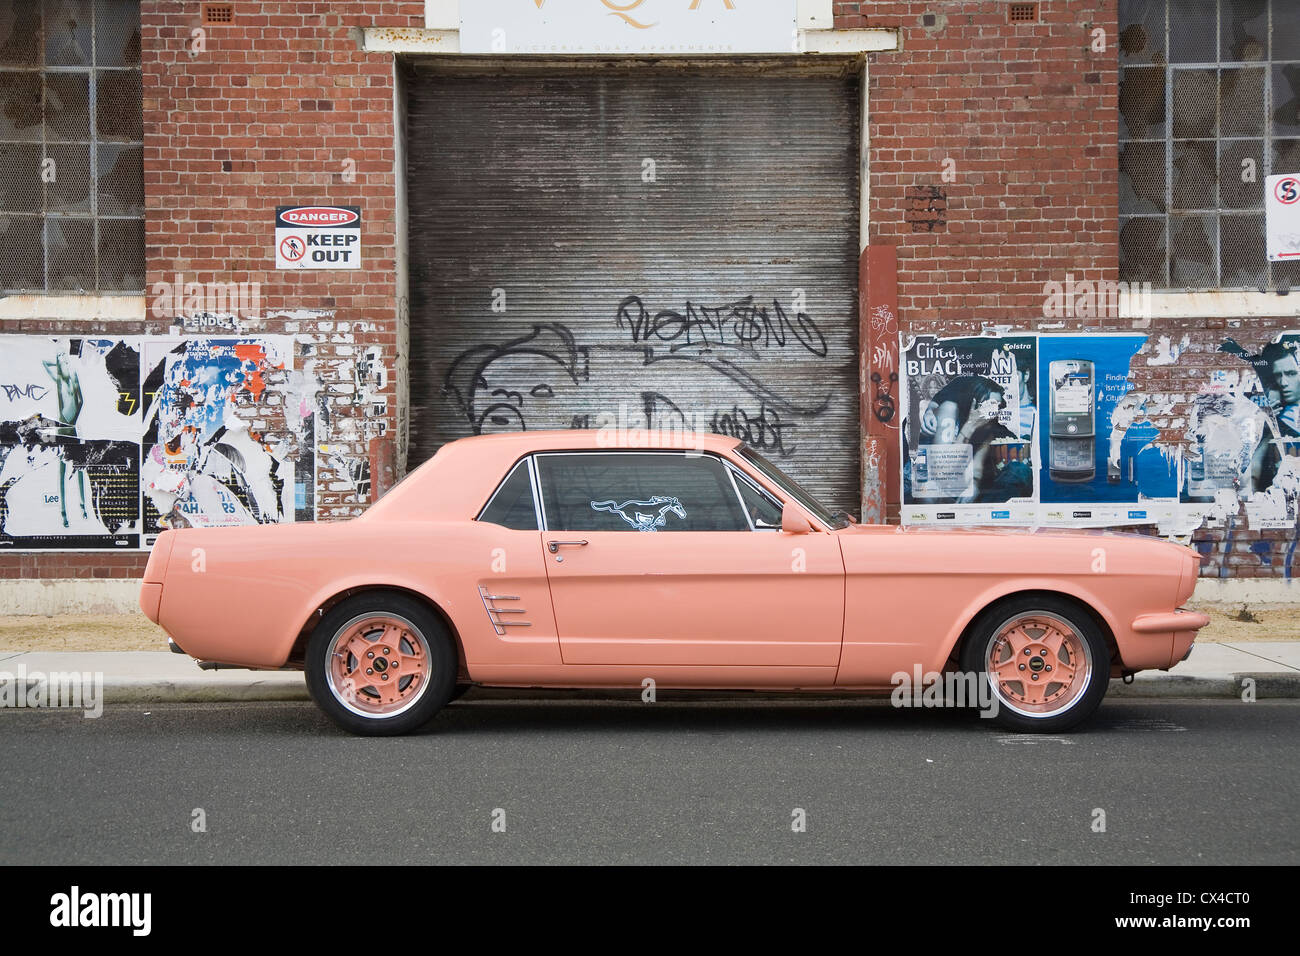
(459, 1, 799, 55)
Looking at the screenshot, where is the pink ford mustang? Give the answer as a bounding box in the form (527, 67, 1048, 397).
(140, 431, 1208, 735)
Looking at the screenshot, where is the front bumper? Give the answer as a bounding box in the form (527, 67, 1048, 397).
(1131, 609, 1209, 670)
(1131, 610, 1211, 634)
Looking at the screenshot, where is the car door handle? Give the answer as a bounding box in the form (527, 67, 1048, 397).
(547, 539, 589, 553)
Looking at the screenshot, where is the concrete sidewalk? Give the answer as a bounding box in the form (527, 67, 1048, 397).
(1, 642, 1298, 703)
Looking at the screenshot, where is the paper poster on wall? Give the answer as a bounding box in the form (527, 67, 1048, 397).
(1193, 334, 1300, 529)
(1035, 334, 1178, 527)
(900, 333, 1038, 524)
(140, 337, 306, 544)
(0, 337, 141, 549)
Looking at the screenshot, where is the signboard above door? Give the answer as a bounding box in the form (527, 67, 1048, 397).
(459, 0, 800, 55)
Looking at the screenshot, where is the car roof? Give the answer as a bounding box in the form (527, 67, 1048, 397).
(440, 429, 743, 455)
(363, 430, 745, 522)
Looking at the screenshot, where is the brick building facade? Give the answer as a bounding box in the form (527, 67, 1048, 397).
(2, 0, 1298, 594)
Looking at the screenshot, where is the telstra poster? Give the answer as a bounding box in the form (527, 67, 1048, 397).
(1036, 334, 1179, 527)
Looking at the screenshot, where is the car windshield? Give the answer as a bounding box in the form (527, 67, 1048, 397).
(737, 446, 850, 530)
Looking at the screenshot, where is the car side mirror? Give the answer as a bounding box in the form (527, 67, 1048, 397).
(781, 506, 811, 535)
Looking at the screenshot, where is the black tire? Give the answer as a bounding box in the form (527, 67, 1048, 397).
(960, 595, 1110, 733)
(304, 593, 457, 736)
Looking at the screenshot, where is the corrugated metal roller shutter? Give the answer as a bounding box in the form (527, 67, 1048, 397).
(406, 65, 861, 513)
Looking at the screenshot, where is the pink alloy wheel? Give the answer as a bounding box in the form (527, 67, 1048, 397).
(327, 614, 430, 718)
(986, 613, 1093, 717)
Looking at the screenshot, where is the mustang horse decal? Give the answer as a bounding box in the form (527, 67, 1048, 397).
(589, 495, 687, 532)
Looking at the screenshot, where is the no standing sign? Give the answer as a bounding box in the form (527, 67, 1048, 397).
(275, 205, 362, 269)
(1266, 174, 1300, 262)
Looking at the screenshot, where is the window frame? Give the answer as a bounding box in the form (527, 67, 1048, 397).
(530, 449, 781, 534)
(1118, 0, 1300, 291)
(474, 455, 544, 531)
(0, 0, 145, 294)
(724, 461, 784, 532)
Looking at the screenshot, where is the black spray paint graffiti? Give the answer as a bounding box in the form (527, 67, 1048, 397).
(442, 302, 835, 459)
(615, 295, 828, 358)
(872, 371, 898, 424)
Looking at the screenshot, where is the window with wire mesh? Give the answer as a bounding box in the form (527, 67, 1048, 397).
(0, 1, 143, 294)
(1119, 0, 1300, 292)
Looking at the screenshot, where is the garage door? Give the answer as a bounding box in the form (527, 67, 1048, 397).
(405, 65, 861, 514)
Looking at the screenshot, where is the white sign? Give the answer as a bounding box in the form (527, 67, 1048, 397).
(1266, 174, 1300, 262)
(460, 1, 799, 55)
(275, 206, 362, 270)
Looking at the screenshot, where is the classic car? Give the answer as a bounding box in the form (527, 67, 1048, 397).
(139, 430, 1209, 735)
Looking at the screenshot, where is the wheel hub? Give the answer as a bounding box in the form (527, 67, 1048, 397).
(988, 615, 1089, 715)
(328, 617, 428, 717)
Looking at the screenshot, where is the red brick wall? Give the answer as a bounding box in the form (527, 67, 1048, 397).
(2, 1, 421, 581)
(5, 2, 1294, 582)
(855, 0, 1118, 327)
(853, 1, 1299, 578)
(139, 0, 420, 485)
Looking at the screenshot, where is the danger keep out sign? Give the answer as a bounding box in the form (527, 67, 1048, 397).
(275, 205, 361, 270)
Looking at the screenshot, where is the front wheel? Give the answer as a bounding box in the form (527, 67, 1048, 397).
(304, 593, 456, 736)
(961, 596, 1110, 733)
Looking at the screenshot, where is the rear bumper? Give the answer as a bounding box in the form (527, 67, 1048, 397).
(139, 582, 163, 623)
(138, 531, 175, 625)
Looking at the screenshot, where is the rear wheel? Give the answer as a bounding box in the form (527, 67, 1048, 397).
(961, 596, 1110, 733)
(304, 593, 456, 736)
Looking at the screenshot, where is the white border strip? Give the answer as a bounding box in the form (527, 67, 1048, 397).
(1123, 290, 1300, 320)
(364, 26, 897, 55)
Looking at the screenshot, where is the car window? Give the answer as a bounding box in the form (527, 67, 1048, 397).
(738, 445, 844, 529)
(536, 452, 749, 532)
(478, 459, 539, 530)
(731, 469, 784, 530)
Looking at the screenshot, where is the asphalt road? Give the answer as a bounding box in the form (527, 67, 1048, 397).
(1, 698, 1296, 865)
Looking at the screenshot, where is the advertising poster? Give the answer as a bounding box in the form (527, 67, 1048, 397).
(1035, 334, 1179, 527)
(140, 337, 306, 544)
(0, 337, 141, 549)
(1194, 334, 1300, 529)
(900, 333, 1038, 524)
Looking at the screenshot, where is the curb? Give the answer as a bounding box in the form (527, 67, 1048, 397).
(102, 678, 311, 704)
(87, 674, 1300, 705)
(1109, 673, 1300, 699)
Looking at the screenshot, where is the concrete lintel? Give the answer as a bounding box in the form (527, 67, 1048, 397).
(0, 294, 146, 321)
(1123, 290, 1300, 320)
(362, 27, 898, 56)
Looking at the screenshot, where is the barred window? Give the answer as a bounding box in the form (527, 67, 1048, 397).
(1119, 0, 1300, 292)
(0, 1, 143, 294)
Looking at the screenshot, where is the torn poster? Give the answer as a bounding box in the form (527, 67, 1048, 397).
(140, 337, 311, 543)
(1198, 334, 1300, 529)
(0, 337, 141, 549)
(1036, 333, 1179, 528)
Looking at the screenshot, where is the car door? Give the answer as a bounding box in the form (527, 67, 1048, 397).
(470, 456, 562, 668)
(536, 450, 844, 672)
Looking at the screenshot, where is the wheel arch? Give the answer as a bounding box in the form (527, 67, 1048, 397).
(945, 587, 1120, 673)
(287, 585, 469, 681)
